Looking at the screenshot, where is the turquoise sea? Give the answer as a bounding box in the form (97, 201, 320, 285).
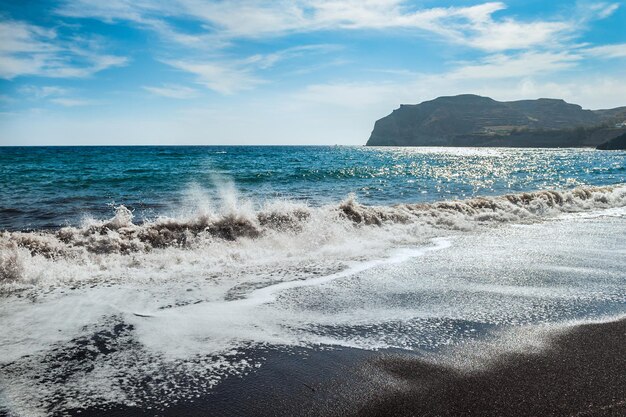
(1, 146, 625, 230)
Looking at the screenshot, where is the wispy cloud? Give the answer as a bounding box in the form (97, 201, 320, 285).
(18, 85, 71, 99)
(143, 84, 199, 99)
(49, 98, 97, 107)
(295, 81, 406, 108)
(18, 84, 97, 107)
(586, 2, 621, 19)
(460, 18, 571, 51)
(163, 60, 264, 94)
(54, 0, 588, 52)
(583, 43, 626, 58)
(160, 44, 338, 94)
(242, 44, 342, 69)
(0, 19, 128, 80)
(49, 0, 625, 98)
(449, 51, 582, 80)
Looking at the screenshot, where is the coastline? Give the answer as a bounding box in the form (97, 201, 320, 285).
(354, 317, 626, 417)
(59, 317, 626, 417)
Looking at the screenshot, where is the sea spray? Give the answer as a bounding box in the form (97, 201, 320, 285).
(3, 185, 625, 256)
(1, 184, 624, 292)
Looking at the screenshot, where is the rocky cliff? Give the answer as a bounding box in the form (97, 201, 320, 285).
(597, 132, 626, 150)
(366, 94, 626, 147)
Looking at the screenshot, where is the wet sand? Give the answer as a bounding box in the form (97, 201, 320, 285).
(64, 318, 626, 417)
(354, 318, 626, 417)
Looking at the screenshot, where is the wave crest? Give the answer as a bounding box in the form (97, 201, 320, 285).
(2, 185, 625, 261)
(340, 185, 624, 227)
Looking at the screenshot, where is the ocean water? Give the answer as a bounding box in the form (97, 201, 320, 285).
(1, 146, 625, 415)
(1, 146, 625, 230)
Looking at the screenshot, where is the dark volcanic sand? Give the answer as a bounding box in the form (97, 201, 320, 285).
(63, 318, 626, 417)
(355, 318, 626, 417)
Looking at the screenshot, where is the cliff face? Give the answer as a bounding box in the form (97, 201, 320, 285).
(597, 132, 626, 150)
(366, 94, 626, 147)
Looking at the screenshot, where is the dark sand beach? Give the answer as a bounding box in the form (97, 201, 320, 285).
(63, 318, 626, 417)
(354, 318, 626, 417)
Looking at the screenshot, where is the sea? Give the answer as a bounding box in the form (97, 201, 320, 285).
(1, 146, 625, 416)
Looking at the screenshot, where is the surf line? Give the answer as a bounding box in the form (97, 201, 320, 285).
(130, 238, 452, 317)
(240, 237, 453, 307)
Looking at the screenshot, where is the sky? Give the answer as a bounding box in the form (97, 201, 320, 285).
(0, 0, 625, 146)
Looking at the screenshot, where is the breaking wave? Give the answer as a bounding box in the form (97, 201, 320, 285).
(4, 185, 625, 254)
(1, 185, 625, 288)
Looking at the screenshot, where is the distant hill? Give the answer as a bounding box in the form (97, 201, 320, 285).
(366, 94, 626, 147)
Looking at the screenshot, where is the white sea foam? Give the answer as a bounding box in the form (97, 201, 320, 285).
(0, 184, 625, 415)
(1, 184, 624, 290)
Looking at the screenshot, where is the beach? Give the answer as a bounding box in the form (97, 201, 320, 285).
(54, 318, 626, 416)
(356, 318, 626, 417)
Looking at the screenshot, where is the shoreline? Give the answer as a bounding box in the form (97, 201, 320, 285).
(60, 317, 626, 417)
(354, 317, 626, 417)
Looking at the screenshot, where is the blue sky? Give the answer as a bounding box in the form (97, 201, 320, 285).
(1, 0, 625, 145)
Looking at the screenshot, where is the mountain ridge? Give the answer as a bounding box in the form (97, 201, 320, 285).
(366, 94, 626, 147)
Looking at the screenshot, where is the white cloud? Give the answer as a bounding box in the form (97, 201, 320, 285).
(55, 0, 158, 22)
(160, 44, 337, 94)
(143, 84, 199, 99)
(163, 60, 263, 94)
(477, 76, 626, 110)
(583, 43, 626, 58)
(169, 0, 571, 53)
(242, 44, 341, 69)
(464, 19, 571, 51)
(54, 0, 583, 52)
(587, 2, 620, 19)
(19, 85, 71, 99)
(0, 20, 128, 79)
(17, 84, 97, 107)
(49, 0, 625, 98)
(49, 98, 97, 107)
(449, 51, 582, 80)
(294, 81, 411, 108)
